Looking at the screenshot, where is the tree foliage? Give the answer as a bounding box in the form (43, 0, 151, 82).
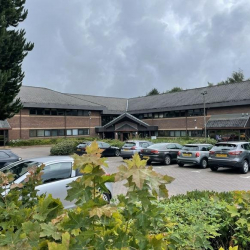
(166, 87, 183, 93)
(146, 88, 160, 96)
(0, 0, 34, 120)
(208, 69, 247, 87)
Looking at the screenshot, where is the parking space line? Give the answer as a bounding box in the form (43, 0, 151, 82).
(240, 176, 250, 178)
(191, 171, 201, 173)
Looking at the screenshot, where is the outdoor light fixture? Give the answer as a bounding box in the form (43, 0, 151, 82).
(201, 91, 207, 141)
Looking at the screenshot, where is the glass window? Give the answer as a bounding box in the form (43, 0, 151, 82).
(183, 145, 199, 151)
(51, 130, 58, 136)
(51, 109, 57, 116)
(72, 129, 78, 136)
(154, 113, 159, 118)
(29, 130, 36, 137)
(66, 110, 72, 116)
(0, 152, 9, 158)
(44, 109, 51, 115)
(175, 144, 183, 149)
(42, 162, 72, 184)
(181, 131, 186, 137)
(3, 161, 40, 181)
(144, 114, 148, 118)
(66, 130, 72, 136)
(174, 111, 180, 117)
(71, 110, 78, 116)
(175, 131, 181, 137)
(180, 111, 186, 117)
(37, 109, 44, 115)
(30, 109, 36, 115)
(170, 131, 175, 137)
(166, 144, 176, 149)
(138, 114, 143, 119)
(57, 110, 65, 116)
(188, 110, 194, 116)
(159, 113, 163, 118)
(148, 113, 152, 118)
(44, 130, 51, 137)
(58, 130, 65, 136)
(78, 110, 83, 116)
(102, 142, 110, 148)
(37, 130, 44, 137)
(83, 111, 89, 116)
(163, 112, 168, 118)
(169, 111, 175, 118)
(78, 129, 89, 135)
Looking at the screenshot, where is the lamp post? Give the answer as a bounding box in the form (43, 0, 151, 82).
(201, 91, 207, 142)
(88, 111, 91, 136)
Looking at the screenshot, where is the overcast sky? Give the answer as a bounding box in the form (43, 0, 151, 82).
(20, 0, 250, 98)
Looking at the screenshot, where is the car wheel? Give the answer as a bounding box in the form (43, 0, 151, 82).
(147, 160, 152, 165)
(178, 162, 184, 167)
(210, 166, 218, 172)
(200, 158, 208, 169)
(164, 155, 171, 165)
(114, 150, 120, 157)
(241, 160, 249, 174)
(102, 192, 111, 203)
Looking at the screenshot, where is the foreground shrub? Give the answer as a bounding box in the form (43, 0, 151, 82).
(50, 140, 79, 155)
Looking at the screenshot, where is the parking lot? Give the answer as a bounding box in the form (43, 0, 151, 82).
(11, 146, 250, 197)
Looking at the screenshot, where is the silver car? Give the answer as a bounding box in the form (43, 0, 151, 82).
(177, 144, 213, 168)
(208, 142, 250, 174)
(120, 140, 153, 159)
(1, 156, 113, 209)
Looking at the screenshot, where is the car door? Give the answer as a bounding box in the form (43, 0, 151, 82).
(167, 144, 180, 160)
(101, 142, 113, 156)
(36, 161, 78, 209)
(243, 143, 250, 161)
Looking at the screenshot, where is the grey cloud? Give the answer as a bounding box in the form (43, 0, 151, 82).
(20, 0, 250, 98)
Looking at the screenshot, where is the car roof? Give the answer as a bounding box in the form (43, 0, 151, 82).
(21, 156, 73, 164)
(184, 144, 212, 146)
(125, 140, 149, 142)
(216, 142, 247, 144)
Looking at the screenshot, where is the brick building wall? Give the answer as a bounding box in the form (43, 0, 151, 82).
(8, 109, 102, 140)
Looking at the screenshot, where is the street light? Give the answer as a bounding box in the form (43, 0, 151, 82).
(201, 91, 207, 141)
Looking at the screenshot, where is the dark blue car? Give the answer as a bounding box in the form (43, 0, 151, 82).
(0, 150, 21, 169)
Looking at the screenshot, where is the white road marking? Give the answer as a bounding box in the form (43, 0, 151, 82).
(240, 176, 250, 178)
(191, 171, 201, 173)
(154, 167, 162, 169)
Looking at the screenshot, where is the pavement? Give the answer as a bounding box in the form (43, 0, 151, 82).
(10, 146, 250, 197)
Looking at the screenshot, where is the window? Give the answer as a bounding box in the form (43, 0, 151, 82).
(138, 114, 143, 119)
(44, 130, 51, 137)
(30, 130, 36, 137)
(30, 109, 36, 115)
(154, 113, 159, 118)
(242, 143, 250, 150)
(37, 130, 44, 137)
(148, 113, 153, 118)
(44, 109, 51, 115)
(66, 110, 72, 116)
(159, 113, 163, 118)
(144, 114, 148, 118)
(66, 130, 72, 136)
(0, 152, 9, 158)
(170, 131, 175, 137)
(181, 131, 186, 137)
(57, 110, 65, 116)
(72, 129, 78, 136)
(78, 129, 89, 135)
(167, 144, 176, 149)
(51, 109, 58, 116)
(175, 144, 183, 149)
(71, 110, 77, 116)
(102, 142, 110, 148)
(58, 130, 65, 136)
(175, 131, 181, 137)
(37, 109, 44, 115)
(42, 162, 72, 184)
(51, 130, 58, 136)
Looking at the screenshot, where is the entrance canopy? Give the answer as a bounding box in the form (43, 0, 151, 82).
(95, 112, 158, 134)
(0, 120, 11, 130)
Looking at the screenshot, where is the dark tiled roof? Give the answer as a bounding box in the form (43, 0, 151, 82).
(128, 81, 250, 112)
(68, 94, 127, 113)
(0, 120, 11, 129)
(206, 113, 250, 128)
(18, 86, 104, 110)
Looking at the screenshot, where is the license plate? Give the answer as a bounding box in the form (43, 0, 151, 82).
(143, 156, 149, 159)
(183, 153, 192, 157)
(124, 149, 129, 151)
(77, 149, 81, 151)
(216, 154, 227, 158)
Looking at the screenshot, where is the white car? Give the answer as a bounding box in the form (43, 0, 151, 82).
(1, 156, 112, 209)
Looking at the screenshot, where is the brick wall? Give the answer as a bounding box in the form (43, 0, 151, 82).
(8, 108, 101, 140)
(208, 105, 250, 115)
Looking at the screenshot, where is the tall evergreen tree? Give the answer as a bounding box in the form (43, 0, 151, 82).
(0, 0, 34, 120)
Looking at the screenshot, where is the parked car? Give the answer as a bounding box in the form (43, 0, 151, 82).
(140, 143, 183, 165)
(0, 156, 113, 209)
(120, 140, 153, 159)
(177, 144, 213, 168)
(208, 142, 250, 174)
(75, 141, 120, 157)
(0, 149, 21, 169)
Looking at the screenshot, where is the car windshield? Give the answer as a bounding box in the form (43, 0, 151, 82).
(182, 146, 199, 151)
(2, 161, 41, 181)
(77, 142, 91, 148)
(213, 144, 237, 151)
(124, 142, 136, 147)
(148, 144, 167, 150)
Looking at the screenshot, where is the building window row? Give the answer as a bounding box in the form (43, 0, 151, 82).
(29, 108, 91, 116)
(158, 130, 203, 137)
(136, 109, 205, 119)
(30, 128, 89, 137)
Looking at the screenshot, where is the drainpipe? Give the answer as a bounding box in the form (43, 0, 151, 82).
(19, 110, 22, 139)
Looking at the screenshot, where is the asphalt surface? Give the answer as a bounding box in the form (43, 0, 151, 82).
(11, 146, 250, 197)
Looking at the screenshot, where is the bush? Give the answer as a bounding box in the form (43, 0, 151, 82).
(50, 140, 79, 155)
(150, 137, 217, 145)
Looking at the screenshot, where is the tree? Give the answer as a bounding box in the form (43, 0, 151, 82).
(0, 0, 34, 120)
(167, 87, 183, 93)
(146, 88, 160, 96)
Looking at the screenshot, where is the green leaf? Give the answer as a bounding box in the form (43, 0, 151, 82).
(40, 222, 61, 240)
